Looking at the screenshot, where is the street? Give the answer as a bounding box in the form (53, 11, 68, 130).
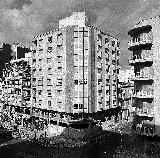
(0, 121, 160, 158)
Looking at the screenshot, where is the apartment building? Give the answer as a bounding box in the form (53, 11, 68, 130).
(128, 16, 160, 136)
(31, 12, 120, 116)
(0, 43, 29, 79)
(1, 50, 31, 126)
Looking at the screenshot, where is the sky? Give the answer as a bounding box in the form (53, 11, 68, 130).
(0, 0, 160, 69)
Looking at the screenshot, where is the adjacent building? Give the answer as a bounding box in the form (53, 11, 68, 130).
(128, 16, 160, 136)
(0, 43, 29, 78)
(118, 69, 134, 120)
(31, 12, 120, 115)
(1, 49, 31, 125)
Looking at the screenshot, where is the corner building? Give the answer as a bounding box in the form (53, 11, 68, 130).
(128, 16, 160, 136)
(31, 12, 120, 114)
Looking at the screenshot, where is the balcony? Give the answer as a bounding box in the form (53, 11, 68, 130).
(131, 76, 153, 81)
(132, 91, 153, 99)
(128, 39, 152, 50)
(137, 113, 154, 118)
(128, 33, 153, 50)
(129, 57, 153, 65)
(128, 25, 152, 36)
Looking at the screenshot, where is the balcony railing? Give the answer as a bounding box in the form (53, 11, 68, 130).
(128, 33, 153, 50)
(132, 91, 153, 99)
(137, 113, 154, 117)
(129, 57, 153, 65)
(128, 39, 152, 48)
(131, 76, 153, 81)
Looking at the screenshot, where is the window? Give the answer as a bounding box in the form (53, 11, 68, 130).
(74, 31, 78, 38)
(57, 89, 62, 94)
(48, 101, 51, 106)
(47, 90, 52, 97)
(74, 37, 78, 42)
(112, 41, 115, 47)
(56, 78, 62, 86)
(47, 47, 52, 53)
(33, 40, 37, 46)
(47, 58, 52, 63)
(98, 34, 102, 41)
(33, 59, 36, 63)
(98, 68, 102, 73)
(47, 79, 51, 86)
(48, 67, 52, 74)
(39, 100, 42, 106)
(98, 56, 101, 61)
(38, 90, 42, 95)
(105, 38, 109, 44)
(117, 42, 120, 47)
(38, 80, 43, 86)
(98, 45, 102, 52)
(112, 50, 115, 55)
(79, 79, 83, 85)
(84, 78, 87, 84)
(74, 104, 78, 109)
(57, 55, 62, 60)
(57, 66, 62, 70)
(33, 90, 36, 97)
(57, 97, 62, 103)
(39, 59, 42, 67)
(98, 79, 102, 84)
(32, 49, 36, 54)
(57, 33, 63, 46)
(48, 36, 52, 43)
(74, 79, 78, 85)
(79, 104, 83, 109)
(106, 59, 109, 64)
(84, 31, 88, 37)
(112, 60, 116, 65)
(105, 48, 109, 53)
(39, 49, 43, 54)
(74, 54, 78, 61)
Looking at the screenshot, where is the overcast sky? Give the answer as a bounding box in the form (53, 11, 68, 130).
(0, 0, 160, 69)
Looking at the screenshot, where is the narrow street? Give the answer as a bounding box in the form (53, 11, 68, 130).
(0, 120, 160, 158)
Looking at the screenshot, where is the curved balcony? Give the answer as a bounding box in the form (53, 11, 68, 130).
(128, 39, 152, 50)
(137, 113, 154, 118)
(128, 25, 152, 36)
(131, 76, 153, 81)
(129, 57, 153, 65)
(132, 92, 154, 99)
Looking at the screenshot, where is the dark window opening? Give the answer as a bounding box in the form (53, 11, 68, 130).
(105, 38, 109, 44)
(112, 41, 115, 47)
(105, 48, 109, 53)
(74, 80, 78, 84)
(74, 104, 78, 109)
(48, 101, 51, 106)
(48, 36, 52, 43)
